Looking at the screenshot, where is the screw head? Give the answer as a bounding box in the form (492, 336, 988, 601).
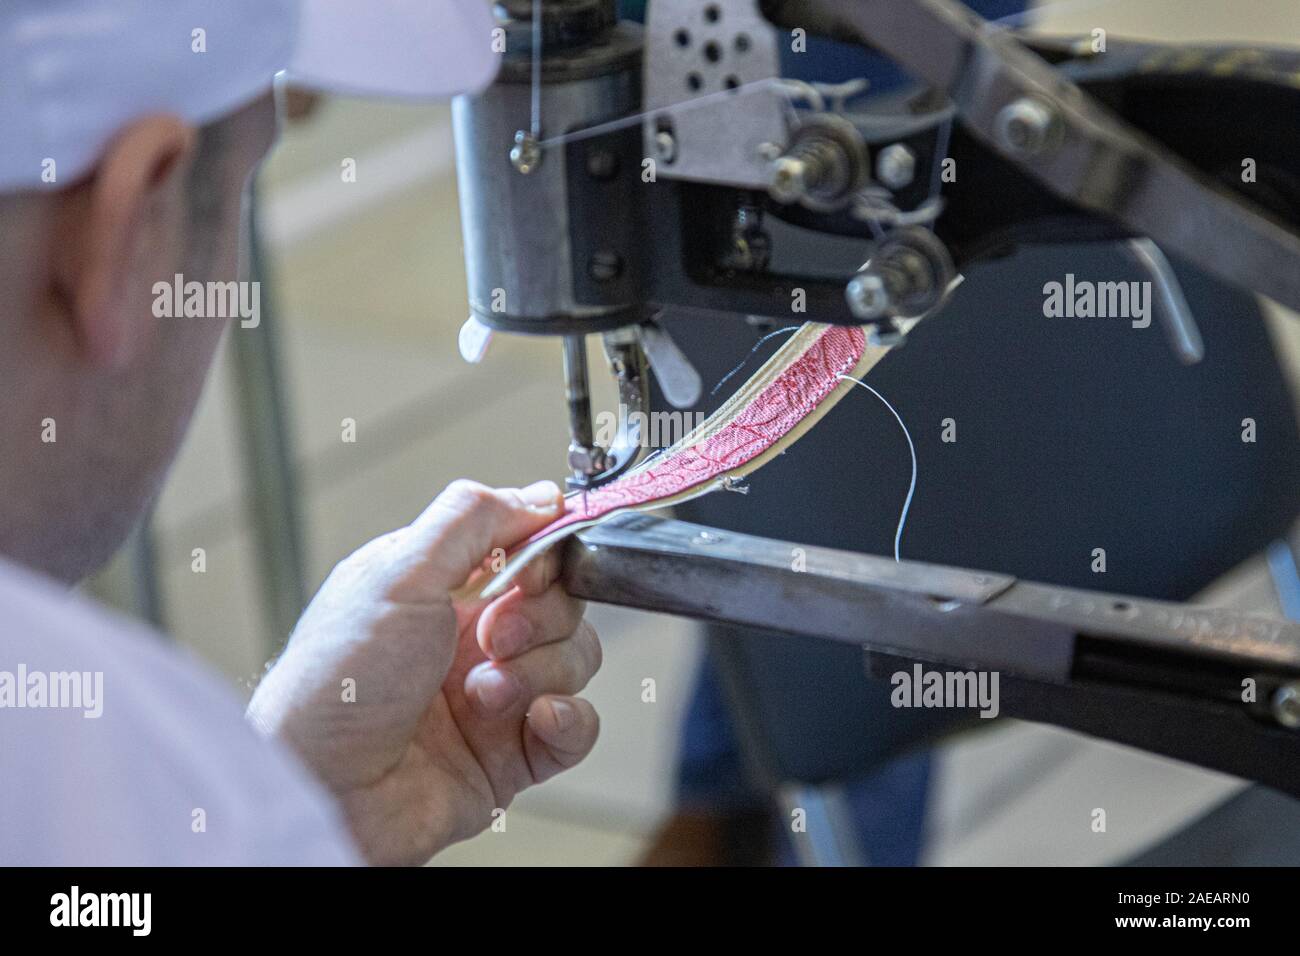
(846, 271, 890, 320)
(510, 130, 541, 174)
(588, 250, 623, 283)
(768, 156, 808, 204)
(654, 130, 677, 163)
(1273, 683, 1300, 729)
(876, 143, 916, 190)
(995, 97, 1062, 157)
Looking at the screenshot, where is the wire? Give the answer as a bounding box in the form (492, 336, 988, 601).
(530, 0, 542, 137)
(837, 374, 916, 563)
(709, 326, 801, 397)
(537, 76, 784, 149)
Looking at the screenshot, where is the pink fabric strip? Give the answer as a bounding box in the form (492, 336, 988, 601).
(520, 325, 867, 545)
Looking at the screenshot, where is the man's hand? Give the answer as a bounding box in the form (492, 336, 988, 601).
(246, 479, 601, 865)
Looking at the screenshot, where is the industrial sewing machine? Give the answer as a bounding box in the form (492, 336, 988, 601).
(452, 0, 1300, 797)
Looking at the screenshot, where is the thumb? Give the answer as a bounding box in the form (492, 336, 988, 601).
(403, 479, 564, 595)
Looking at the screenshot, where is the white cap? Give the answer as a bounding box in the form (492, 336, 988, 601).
(0, 0, 500, 192)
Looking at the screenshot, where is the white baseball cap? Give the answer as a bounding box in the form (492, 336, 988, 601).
(0, 0, 500, 192)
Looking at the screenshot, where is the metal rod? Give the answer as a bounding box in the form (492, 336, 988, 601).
(1127, 237, 1204, 365)
(562, 335, 606, 487)
(562, 335, 593, 445)
(530, 0, 542, 137)
(233, 187, 308, 654)
(779, 784, 866, 867)
(126, 512, 166, 632)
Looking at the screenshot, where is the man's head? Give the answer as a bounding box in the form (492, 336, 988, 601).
(0, 94, 276, 581)
(0, 1, 497, 582)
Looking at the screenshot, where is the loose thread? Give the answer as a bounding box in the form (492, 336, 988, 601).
(837, 374, 916, 563)
(721, 477, 750, 494)
(710, 325, 802, 397)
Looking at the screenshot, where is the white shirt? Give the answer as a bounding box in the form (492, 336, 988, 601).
(0, 556, 359, 865)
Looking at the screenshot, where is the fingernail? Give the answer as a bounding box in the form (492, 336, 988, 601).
(491, 613, 532, 658)
(549, 698, 576, 732)
(472, 665, 522, 713)
(518, 480, 561, 512)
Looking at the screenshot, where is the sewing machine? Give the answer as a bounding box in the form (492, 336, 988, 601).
(452, 0, 1300, 797)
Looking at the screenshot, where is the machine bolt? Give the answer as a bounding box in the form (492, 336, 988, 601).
(845, 271, 891, 320)
(769, 155, 808, 204)
(995, 96, 1063, 157)
(588, 250, 623, 282)
(876, 143, 916, 191)
(510, 130, 542, 174)
(654, 130, 677, 164)
(1273, 683, 1300, 729)
(768, 116, 867, 210)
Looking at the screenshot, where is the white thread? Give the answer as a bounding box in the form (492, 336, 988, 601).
(538, 76, 784, 149)
(837, 374, 916, 562)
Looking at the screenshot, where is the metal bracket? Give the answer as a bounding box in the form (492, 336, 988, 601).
(644, 0, 789, 188)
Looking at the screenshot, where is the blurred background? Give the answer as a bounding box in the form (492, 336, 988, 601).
(90, 0, 1300, 864)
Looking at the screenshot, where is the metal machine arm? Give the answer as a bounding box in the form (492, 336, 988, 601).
(565, 515, 1300, 795)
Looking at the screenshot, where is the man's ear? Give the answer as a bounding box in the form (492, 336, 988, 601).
(53, 115, 197, 368)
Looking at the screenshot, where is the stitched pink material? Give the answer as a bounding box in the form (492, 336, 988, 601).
(522, 325, 867, 545)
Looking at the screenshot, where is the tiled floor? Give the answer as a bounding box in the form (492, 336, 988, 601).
(94, 1, 1300, 864)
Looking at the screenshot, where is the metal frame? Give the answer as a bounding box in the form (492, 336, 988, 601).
(562, 514, 1300, 796)
(231, 189, 308, 652)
